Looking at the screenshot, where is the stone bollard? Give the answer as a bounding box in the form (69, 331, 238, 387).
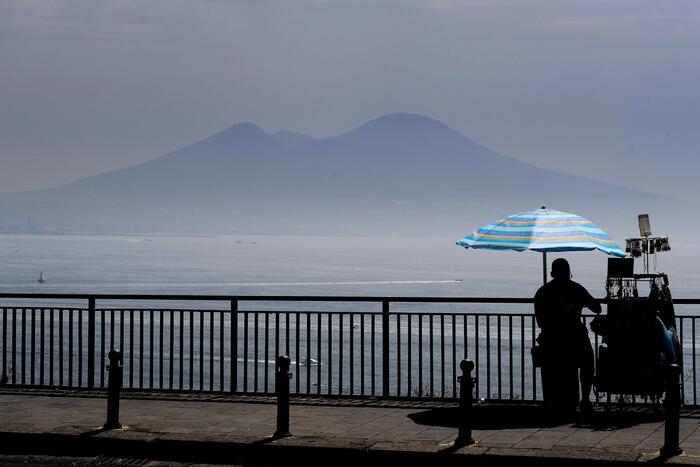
(104, 350, 123, 429)
(661, 364, 683, 457)
(274, 355, 292, 438)
(455, 359, 475, 447)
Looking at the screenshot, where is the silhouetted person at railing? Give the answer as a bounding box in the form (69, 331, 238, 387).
(534, 258, 601, 419)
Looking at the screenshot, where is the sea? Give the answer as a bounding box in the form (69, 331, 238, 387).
(1, 233, 698, 400)
(1, 233, 698, 299)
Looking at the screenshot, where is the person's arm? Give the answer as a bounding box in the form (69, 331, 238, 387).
(534, 288, 546, 328)
(580, 284, 602, 314)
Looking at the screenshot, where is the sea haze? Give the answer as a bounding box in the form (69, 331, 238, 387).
(0, 113, 695, 239)
(1, 114, 694, 303)
(1, 234, 697, 302)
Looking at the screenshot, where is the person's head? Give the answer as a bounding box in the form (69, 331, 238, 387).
(551, 258, 571, 281)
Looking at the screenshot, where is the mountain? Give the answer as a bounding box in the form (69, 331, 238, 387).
(0, 113, 692, 238)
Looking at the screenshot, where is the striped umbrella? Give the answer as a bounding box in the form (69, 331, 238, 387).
(456, 206, 625, 284)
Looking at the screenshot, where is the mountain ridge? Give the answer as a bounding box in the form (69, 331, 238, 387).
(0, 113, 692, 238)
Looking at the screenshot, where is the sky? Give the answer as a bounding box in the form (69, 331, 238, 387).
(1, 0, 698, 200)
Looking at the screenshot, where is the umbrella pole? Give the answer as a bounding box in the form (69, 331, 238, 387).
(542, 251, 547, 285)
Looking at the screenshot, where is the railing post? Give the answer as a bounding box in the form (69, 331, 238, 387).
(662, 364, 683, 457)
(104, 350, 123, 429)
(455, 359, 476, 446)
(87, 297, 95, 389)
(274, 355, 292, 438)
(382, 300, 390, 397)
(231, 299, 238, 393)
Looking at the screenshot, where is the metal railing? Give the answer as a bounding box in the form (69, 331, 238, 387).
(1, 294, 699, 404)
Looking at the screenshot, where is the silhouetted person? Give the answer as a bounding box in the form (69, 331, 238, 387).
(534, 258, 601, 418)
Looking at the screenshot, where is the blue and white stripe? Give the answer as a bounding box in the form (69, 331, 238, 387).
(457, 207, 625, 257)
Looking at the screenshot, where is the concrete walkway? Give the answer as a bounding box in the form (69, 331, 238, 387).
(1, 390, 700, 466)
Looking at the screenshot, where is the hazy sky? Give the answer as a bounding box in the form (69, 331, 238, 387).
(1, 0, 698, 198)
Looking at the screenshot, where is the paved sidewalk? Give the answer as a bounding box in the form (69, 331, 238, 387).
(1, 391, 700, 466)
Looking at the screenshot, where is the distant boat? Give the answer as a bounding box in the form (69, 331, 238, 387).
(37, 272, 45, 283)
(301, 358, 321, 366)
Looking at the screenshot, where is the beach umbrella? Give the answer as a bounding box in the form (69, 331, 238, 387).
(456, 206, 626, 285)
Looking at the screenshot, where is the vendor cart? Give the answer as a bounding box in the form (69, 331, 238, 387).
(593, 221, 679, 402)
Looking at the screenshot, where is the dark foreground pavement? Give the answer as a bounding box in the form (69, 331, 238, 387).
(1, 390, 700, 466)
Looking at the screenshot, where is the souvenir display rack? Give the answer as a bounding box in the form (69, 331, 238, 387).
(595, 273, 675, 399)
(593, 216, 677, 401)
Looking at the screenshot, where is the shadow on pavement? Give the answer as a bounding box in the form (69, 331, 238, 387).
(408, 403, 665, 430)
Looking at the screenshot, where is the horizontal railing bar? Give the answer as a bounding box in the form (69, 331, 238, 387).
(0, 294, 542, 302)
(0, 293, 699, 304)
(96, 309, 385, 316)
(0, 306, 538, 313)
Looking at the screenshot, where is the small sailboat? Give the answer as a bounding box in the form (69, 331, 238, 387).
(37, 272, 45, 283)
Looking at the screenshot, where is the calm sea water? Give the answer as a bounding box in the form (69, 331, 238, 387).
(1, 233, 698, 299)
(1, 233, 699, 399)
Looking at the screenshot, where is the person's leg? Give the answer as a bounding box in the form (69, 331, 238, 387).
(541, 363, 557, 418)
(548, 352, 578, 420)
